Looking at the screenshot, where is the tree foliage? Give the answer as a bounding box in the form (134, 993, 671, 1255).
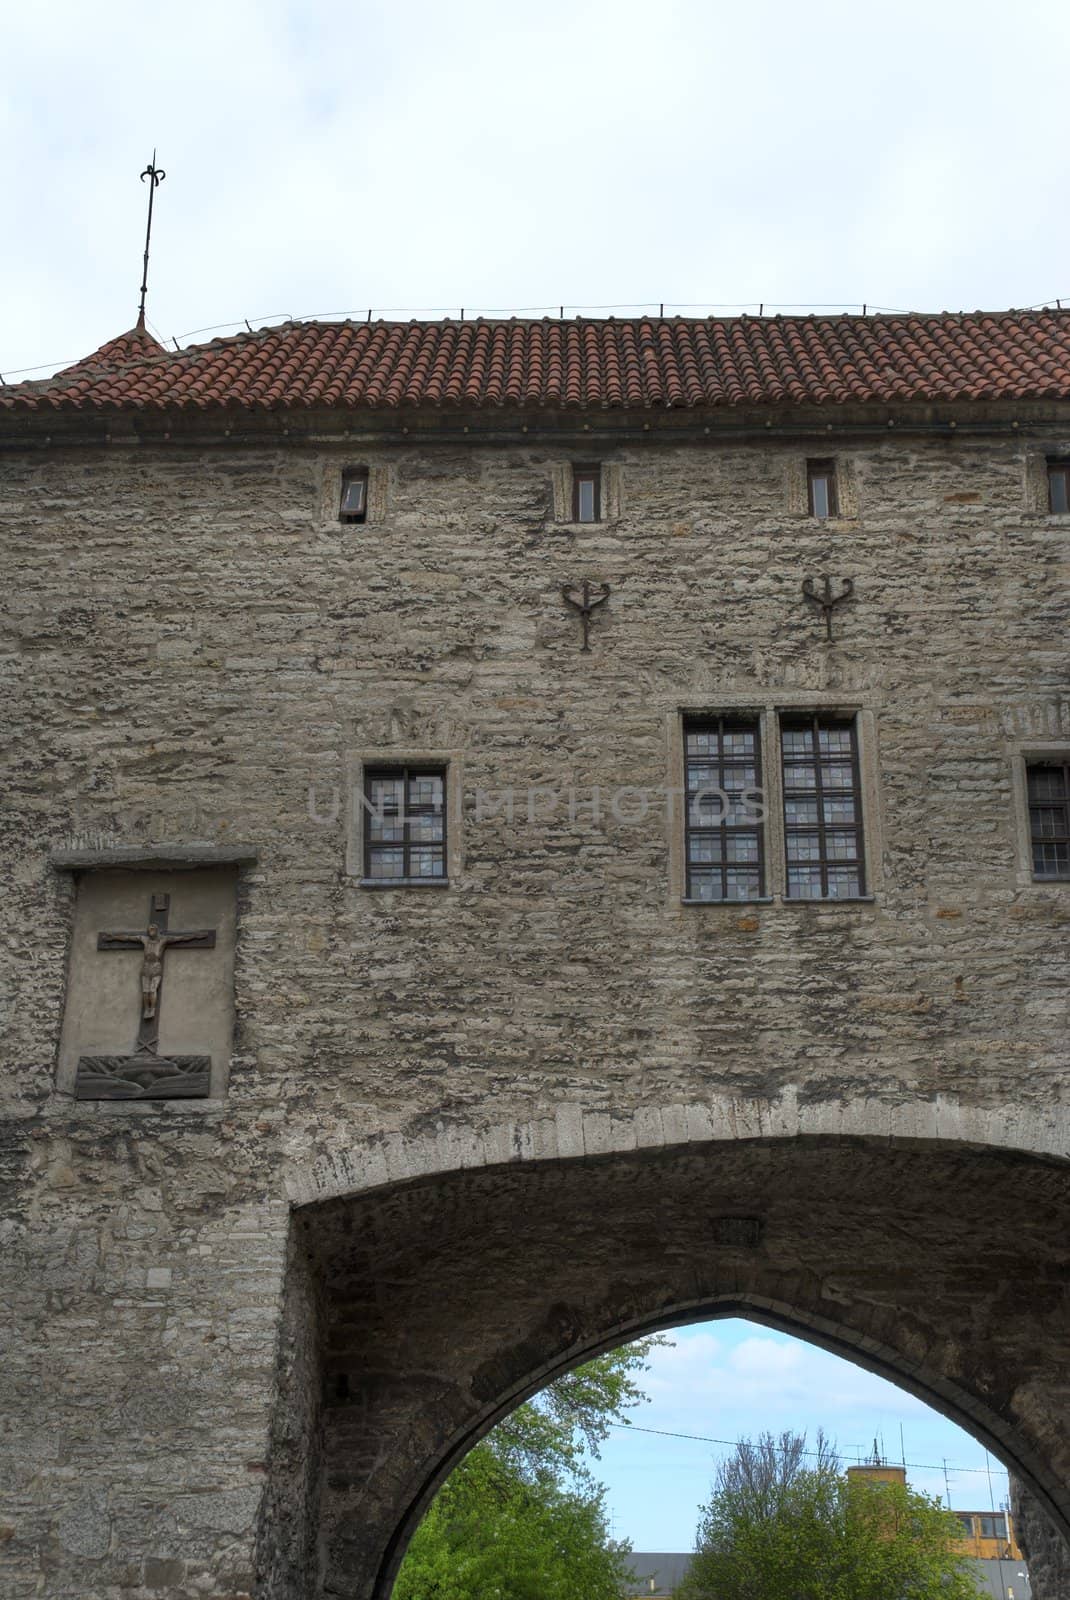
(393, 1338, 662, 1600)
(679, 1430, 985, 1600)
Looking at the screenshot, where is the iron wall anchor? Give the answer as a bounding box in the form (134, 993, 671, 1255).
(802, 574, 854, 641)
(562, 580, 611, 652)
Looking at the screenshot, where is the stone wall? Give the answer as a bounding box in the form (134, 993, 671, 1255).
(1, 418, 1068, 1597)
(1013, 1477, 1070, 1598)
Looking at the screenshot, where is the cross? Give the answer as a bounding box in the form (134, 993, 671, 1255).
(97, 892, 216, 1054)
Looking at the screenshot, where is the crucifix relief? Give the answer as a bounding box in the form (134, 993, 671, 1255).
(74, 889, 220, 1100)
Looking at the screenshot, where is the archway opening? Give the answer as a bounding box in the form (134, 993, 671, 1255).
(391, 1313, 1033, 1600)
(256, 1133, 1070, 1600)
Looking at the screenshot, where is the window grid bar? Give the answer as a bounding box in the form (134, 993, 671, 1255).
(684, 715, 764, 902)
(363, 766, 447, 881)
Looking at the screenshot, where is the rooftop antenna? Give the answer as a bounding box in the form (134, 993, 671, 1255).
(137, 152, 166, 329)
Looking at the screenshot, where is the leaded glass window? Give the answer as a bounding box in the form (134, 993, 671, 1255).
(781, 714, 866, 899)
(1028, 761, 1070, 878)
(684, 717, 764, 901)
(363, 767, 447, 882)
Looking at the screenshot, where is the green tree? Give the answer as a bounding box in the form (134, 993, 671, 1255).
(393, 1338, 661, 1600)
(678, 1430, 985, 1600)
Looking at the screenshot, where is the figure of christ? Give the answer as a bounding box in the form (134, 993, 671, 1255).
(96, 894, 217, 1050)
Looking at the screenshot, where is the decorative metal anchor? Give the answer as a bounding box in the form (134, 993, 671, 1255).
(802, 575, 854, 641)
(562, 580, 611, 652)
(137, 152, 166, 329)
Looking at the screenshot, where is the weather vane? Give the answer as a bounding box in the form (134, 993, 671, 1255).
(137, 152, 166, 329)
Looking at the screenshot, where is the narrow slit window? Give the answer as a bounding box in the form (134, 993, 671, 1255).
(572, 465, 601, 523)
(1027, 760, 1070, 878)
(1047, 460, 1070, 515)
(363, 767, 447, 882)
(781, 713, 866, 899)
(683, 716, 764, 902)
(807, 459, 838, 519)
(340, 469, 369, 524)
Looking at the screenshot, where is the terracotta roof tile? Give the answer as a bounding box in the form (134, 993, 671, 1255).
(5, 310, 1070, 415)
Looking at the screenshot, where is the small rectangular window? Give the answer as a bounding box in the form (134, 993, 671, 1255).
(807, 459, 838, 519)
(683, 716, 764, 902)
(572, 465, 601, 523)
(363, 766, 447, 882)
(781, 714, 865, 899)
(1047, 460, 1070, 514)
(1027, 760, 1070, 878)
(340, 469, 369, 524)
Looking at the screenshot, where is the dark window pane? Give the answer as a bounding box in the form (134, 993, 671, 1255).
(340, 471, 368, 522)
(788, 866, 824, 898)
(689, 835, 723, 864)
(785, 797, 820, 825)
(1033, 841, 1069, 876)
(573, 467, 601, 522)
(807, 460, 838, 518)
(1048, 464, 1070, 514)
(368, 847, 405, 879)
(826, 868, 862, 898)
(1028, 766, 1068, 800)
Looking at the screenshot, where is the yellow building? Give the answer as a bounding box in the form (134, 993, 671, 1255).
(846, 1460, 1025, 1562)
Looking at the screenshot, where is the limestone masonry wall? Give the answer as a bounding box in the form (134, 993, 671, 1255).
(1, 424, 1067, 1598)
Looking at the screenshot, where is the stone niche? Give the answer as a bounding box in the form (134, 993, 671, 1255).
(57, 867, 238, 1101)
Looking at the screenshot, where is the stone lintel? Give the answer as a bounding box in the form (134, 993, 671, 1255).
(50, 844, 258, 872)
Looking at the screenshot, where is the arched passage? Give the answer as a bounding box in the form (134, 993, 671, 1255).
(256, 1130, 1070, 1600)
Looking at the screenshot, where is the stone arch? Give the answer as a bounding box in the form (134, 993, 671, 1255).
(258, 1109, 1070, 1600)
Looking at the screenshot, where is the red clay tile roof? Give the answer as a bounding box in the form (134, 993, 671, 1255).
(5, 311, 1070, 414)
(58, 323, 167, 374)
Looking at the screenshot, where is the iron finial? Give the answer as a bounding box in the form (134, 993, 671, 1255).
(137, 151, 166, 329)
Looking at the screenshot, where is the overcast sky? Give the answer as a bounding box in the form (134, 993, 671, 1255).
(599, 1322, 1011, 1550)
(4, 0, 1070, 380)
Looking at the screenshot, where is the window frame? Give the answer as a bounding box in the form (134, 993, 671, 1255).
(572, 464, 602, 523)
(682, 715, 766, 903)
(807, 458, 839, 519)
(673, 706, 877, 908)
(1046, 458, 1070, 515)
(1026, 757, 1070, 880)
(780, 712, 867, 901)
(362, 764, 449, 885)
(339, 467, 370, 525)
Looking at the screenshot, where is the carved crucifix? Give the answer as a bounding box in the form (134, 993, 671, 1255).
(96, 892, 216, 1054)
(75, 891, 218, 1100)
